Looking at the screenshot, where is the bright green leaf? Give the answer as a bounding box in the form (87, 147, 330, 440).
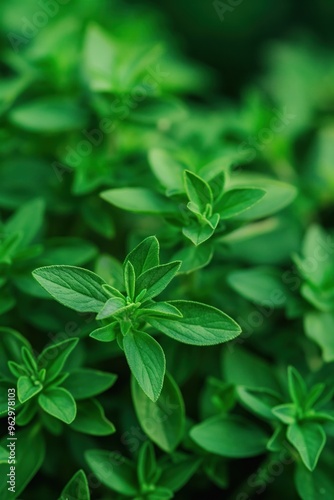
(63, 369, 117, 400)
(125, 236, 160, 277)
(217, 188, 266, 219)
(85, 450, 138, 496)
(32, 266, 109, 312)
(38, 387, 77, 424)
(190, 414, 268, 457)
(184, 170, 213, 213)
(100, 188, 176, 214)
(149, 300, 241, 345)
(287, 422, 326, 471)
(135, 261, 181, 300)
(124, 330, 165, 402)
(70, 399, 115, 436)
(59, 470, 90, 500)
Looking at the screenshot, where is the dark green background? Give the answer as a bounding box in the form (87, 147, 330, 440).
(132, 0, 333, 96)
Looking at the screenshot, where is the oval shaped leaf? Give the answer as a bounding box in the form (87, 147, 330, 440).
(32, 266, 109, 313)
(135, 262, 181, 300)
(63, 369, 117, 400)
(59, 470, 90, 500)
(131, 371, 185, 452)
(85, 449, 138, 496)
(100, 188, 176, 214)
(287, 422, 326, 471)
(124, 330, 165, 402)
(70, 399, 115, 436)
(217, 188, 266, 219)
(190, 414, 268, 458)
(148, 300, 241, 345)
(38, 387, 77, 424)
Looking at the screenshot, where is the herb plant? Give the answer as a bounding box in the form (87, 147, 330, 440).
(32, 236, 241, 401)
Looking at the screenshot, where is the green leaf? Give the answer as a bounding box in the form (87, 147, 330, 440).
(304, 312, 334, 362)
(300, 225, 333, 287)
(63, 369, 117, 400)
(182, 215, 219, 246)
(272, 403, 297, 424)
(9, 96, 87, 133)
(135, 261, 181, 300)
(157, 455, 201, 492)
(227, 266, 288, 308)
(287, 422, 326, 471)
(96, 255, 124, 290)
(228, 175, 297, 219)
(267, 426, 286, 452)
(149, 149, 184, 192)
(21, 346, 38, 372)
(124, 260, 136, 300)
(0, 232, 22, 263)
(132, 371, 185, 452)
(295, 462, 334, 500)
(0, 425, 45, 500)
(173, 243, 214, 273)
(137, 301, 182, 319)
(147, 488, 174, 500)
(305, 384, 326, 410)
(217, 188, 266, 219)
(70, 399, 115, 436)
(85, 449, 138, 496)
(125, 236, 160, 277)
(123, 330, 166, 402)
(38, 338, 79, 383)
(0, 327, 32, 379)
(237, 386, 282, 420)
(59, 470, 90, 500)
(288, 366, 307, 406)
(100, 188, 176, 214)
(5, 198, 45, 248)
(184, 170, 213, 213)
(83, 22, 118, 92)
(208, 170, 226, 203)
(38, 387, 77, 424)
(301, 282, 334, 312)
(96, 297, 126, 320)
(8, 361, 27, 378)
(102, 283, 125, 300)
(149, 300, 241, 345)
(303, 410, 334, 423)
(222, 346, 281, 392)
(89, 322, 118, 342)
(190, 414, 268, 457)
(41, 238, 97, 266)
(137, 441, 158, 487)
(17, 376, 43, 404)
(32, 266, 109, 312)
